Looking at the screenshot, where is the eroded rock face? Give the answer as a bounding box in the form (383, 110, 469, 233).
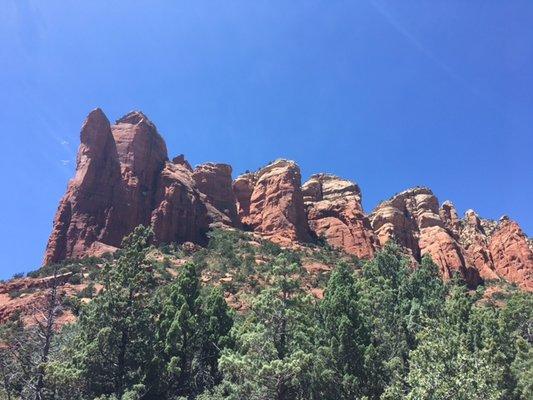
(193, 163, 240, 227)
(440, 201, 461, 236)
(302, 174, 375, 259)
(110, 111, 169, 232)
(0, 274, 75, 324)
(236, 160, 312, 244)
(43, 108, 532, 291)
(488, 218, 533, 291)
(370, 188, 437, 259)
(44, 109, 124, 264)
(45, 109, 210, 264)
(457, 210, 499, 282)
(370, 188, 480, 284)
(151, 162, 210, 245)
(233, 173, 256, 228)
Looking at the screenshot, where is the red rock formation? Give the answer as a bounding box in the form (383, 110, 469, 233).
(44, 109, 124, 264)
(370, 188, 480, 284)
(302, 174, 375, 259)
(237, 160, 312, 244)
(488, 217, 533, 291)
(439, 201, 461, 236)
(233, 173, 256, 227)
(0, 274, 74, 324)
(457, 210, 499, 281)
(43, 108, 532, 291)
(370, 188, 434, 259)
(110, 111, 169, 232)
(45, 109, 210, 264)
(151, 162, 210, 245)
(193, 163, 240, 227)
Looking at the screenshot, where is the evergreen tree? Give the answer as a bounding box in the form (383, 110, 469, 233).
(215, 255, 318, 400)
(148, 263, 233, 399)
(317, 262, 372, 399)
(69, 226, 158, 399)
(403, 283, 506, 400)
(357, 244, 447, 398)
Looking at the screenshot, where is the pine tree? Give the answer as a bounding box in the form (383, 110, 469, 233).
(69, 226, 157, 399)
(404, 283, 505, 400)
(318, 262, 371, 399)
(216, 255, 318, 400)
(148, 262, 233, 399)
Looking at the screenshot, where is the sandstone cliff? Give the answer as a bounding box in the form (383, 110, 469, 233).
(45, 109, 212, 264)
(369, 188, 480, 284)
(44, 109, 533, 291)
(302, 174, 375, 259)
(233, 160, 312, 245)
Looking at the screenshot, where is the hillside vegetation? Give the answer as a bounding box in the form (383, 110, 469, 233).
(0, 226, 531, 400)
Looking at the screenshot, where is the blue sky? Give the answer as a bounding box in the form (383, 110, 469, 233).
(1, 1, 532, 279)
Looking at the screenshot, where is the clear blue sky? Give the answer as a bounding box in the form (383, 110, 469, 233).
(1, 1, 532, 279)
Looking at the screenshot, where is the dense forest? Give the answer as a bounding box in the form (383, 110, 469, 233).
(0, 226, 531, 400)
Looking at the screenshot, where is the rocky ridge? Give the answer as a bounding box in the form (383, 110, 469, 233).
(43, 109, 533, 291)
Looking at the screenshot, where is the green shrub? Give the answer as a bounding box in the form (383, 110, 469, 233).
(8, 289, 22, 299)
(77, 282, 96, 299)
(68, 273, 83, 285)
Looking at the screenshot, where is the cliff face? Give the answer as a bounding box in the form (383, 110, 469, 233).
(192, 163, 240, 228)
(45, 109, 213, 264)
(302, 174, 375, 259)
(44, 109, 533, 290)
(44, 109, 124, 263)
(369, 188, 479, 284)
(234, 160, 312, 245)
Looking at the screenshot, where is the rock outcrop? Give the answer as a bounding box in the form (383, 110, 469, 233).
(370, 188, 480, 284)
(488, 218, 533, 291)
(440, 201, 461, 236)
(44, 109, 124, 263)
(234, 160, 312, 245)
(43, 108, 532, 291)
(45, 109, 210, 264)
(0, 274, 76, 324)
(193, 163, 240, 227)
(233, 173, 256, 228)
(302, 174, 375, 259)
(151, 161, 210, 246)
(456, 209, 499, 281)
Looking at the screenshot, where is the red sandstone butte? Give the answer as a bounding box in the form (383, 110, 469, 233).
(43, 108, 532, 291)
(488, 217, 533, 291)
(193, 163, 241, 228)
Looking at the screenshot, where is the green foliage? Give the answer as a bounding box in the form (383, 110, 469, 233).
(147, 261, 234, 399)
(77, 282, 96, 299)
(216, 255, 318, 400)
(316, 262, 372, 399)
(355, 244, 448, 397)
(67, 226, 158, 398)
(2, 231, 532, 400)
(7, 289, 23, 299)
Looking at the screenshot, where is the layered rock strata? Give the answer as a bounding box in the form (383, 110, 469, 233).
(44, 108, 533, 290)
